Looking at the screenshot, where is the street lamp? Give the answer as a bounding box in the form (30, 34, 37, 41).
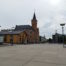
(60, 24, 65, 35)
(60, 23, 65, 47)
(0, 26, 1, 31)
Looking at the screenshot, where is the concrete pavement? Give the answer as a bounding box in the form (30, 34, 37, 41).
(0, 43, 66, 66)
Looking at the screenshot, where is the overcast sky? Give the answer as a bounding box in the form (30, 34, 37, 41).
(0, 0, 66, 38)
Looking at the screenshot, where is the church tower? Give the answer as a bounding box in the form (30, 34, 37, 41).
(31, 13, 39, 43)
(31, 12, 37, 30)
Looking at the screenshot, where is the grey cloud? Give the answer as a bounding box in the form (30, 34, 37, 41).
(0, 0, 66, 38)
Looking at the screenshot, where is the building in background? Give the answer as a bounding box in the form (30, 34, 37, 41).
(52, 33, 66, 43)
(0, 13, 39, 44)
(39, 35, 47, 43)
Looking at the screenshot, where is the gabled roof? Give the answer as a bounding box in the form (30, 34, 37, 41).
(14, 25, 34, 31)
(0, 31, 24, 35)
(0, 25, 35, 35)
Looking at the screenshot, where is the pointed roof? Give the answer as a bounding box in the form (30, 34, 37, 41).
(33, 12, 37, 20)
(14, 25, 34, 31)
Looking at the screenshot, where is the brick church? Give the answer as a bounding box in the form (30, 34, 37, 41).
(0, 13, 39, 44)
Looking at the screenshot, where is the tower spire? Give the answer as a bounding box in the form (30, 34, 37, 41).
(33, 12, 37, 20)
(31, 12, 37, 29)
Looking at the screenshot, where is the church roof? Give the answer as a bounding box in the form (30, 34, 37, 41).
(0, 25, 34, 35)
(0, 31, 24, 35)
(14, 25, 34, 31)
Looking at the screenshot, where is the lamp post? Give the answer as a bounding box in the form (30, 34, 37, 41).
(0, 26, 1, 31)
(60, 23, 65, 47)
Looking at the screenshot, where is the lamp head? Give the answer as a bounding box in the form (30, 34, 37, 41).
(60, 23, 65, 26)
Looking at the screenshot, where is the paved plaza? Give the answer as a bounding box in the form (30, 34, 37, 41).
(0, 43, 66, 66)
